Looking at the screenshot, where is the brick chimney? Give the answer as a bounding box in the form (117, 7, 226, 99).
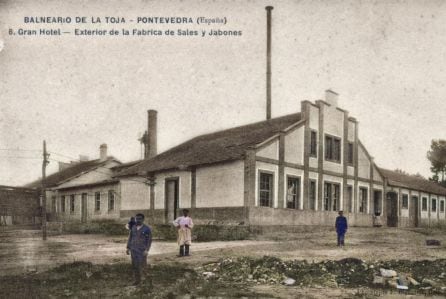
(99, 144, 108, 161)
(325, 89, 339, 107)
(147, 110, 157, 159)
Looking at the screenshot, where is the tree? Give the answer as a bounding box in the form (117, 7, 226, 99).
(427, 139, 446, 185)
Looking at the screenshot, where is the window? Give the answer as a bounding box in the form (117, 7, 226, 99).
(432, 199, 437, 212)
(70, 195, 75, 213)
(347, 185, 353, 213)
(95, 192, 101, 211)
(440, 200, 445, 213)
(108, 190, 115, 211)
(310, 131, 317, 157)
(325, 135, 341, 163)
(309, 180, 317, 210)
(347, 142, 354, 165)
(359, 187, 368, 213)
(422, 197, 428, 211)
(286, 176, 300, 209)
(259, 172, 273, 207)
(324, 182, 340, 211)
(61, 196, 66, 213)
(402, 194, 408, 209)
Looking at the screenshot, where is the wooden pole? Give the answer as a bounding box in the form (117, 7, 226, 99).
(41, 140, 49, 240)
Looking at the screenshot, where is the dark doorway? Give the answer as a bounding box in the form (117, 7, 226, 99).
(386, 192, 398, 227)
(410, 196, 419, 227)
(165, 178, 179, 223)
(373, 190, 382, 216)
(81, 193, 87, 223)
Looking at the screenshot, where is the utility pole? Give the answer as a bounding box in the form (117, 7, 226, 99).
(41, 140, 50, 240)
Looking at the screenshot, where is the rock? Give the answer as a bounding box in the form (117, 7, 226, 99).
(326, 279, 338, 288)
(338, 258, 363, 265)
(422, 278, 439, 288)
(426, 239, 441, 246)
(380, 268, 397, 277)
(397, 275, 409, 287)
(202, 272, 215, 278)
(387, 280, 398, 288)
(373, 275, 385, 285)
(122, 286, 137, 296)
(282, 277, 296, 286)
(407, 276, 419, 286)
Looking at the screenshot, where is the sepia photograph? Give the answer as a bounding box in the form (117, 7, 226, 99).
(0, 0, 445, 298)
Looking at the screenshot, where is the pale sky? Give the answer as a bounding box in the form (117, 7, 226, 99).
(1, 0, 445, 186)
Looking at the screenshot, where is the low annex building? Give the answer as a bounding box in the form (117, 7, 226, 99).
(26, 144, 123, 222)
(117, 91, 446, 228)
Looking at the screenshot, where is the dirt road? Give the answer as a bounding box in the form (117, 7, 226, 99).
(0, 226, 445, 298)
(1, 226, 445, 276)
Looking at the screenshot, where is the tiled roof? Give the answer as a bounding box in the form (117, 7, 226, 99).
(379, 168, 446, 195)
(25, 157, 119, 189)
(120, 113, 302, 176)
(54, 179, 119, 191)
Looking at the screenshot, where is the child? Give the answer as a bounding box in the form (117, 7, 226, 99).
(125, 216, 136, 231)
(173, 209, 194, 257)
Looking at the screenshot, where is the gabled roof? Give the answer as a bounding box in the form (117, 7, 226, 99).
(25, 157, 120, 189)
(380, 168, 446, 196)
(120, 113, 302, 176)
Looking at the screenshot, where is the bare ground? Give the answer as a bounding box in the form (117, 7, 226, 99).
(0, 226, 445, 298)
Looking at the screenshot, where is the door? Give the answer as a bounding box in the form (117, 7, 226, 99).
(165, 178, 179, 223)
(410, 196, 419, 227)
(386, 192, 398, 227)
(81, 193, 87, 223)
(373, 190, 382, 216)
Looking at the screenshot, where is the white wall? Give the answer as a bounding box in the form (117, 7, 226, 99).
(348, 121, 355, 142)
(284, 127, 304, 165)
(154, 170, 191, 209)
(120, 177, 150, 210)
(196, 161, 244, 207)
(358, 145, 370, 179)
(309, 105, 319, 130)
(257, 139, 279, 160)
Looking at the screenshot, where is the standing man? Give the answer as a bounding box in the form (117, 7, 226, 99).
(173, 209, 194, 257)
(127, 213, 152, 285)
(335, 210, 348, 247)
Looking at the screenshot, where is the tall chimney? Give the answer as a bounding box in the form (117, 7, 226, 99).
(99, 144, 108, 161)
(266, 6, 273, 120)
(147, 110, 157, 159)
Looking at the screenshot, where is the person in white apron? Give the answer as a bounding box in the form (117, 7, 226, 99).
(173, 209, 194, 257)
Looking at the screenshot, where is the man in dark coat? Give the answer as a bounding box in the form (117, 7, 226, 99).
(126, 213, 152, 285)
(335, 210, 348, 247)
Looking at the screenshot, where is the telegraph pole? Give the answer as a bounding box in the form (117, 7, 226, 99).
(41, 140, 50, 240)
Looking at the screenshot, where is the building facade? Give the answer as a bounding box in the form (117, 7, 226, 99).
(117, 91, 446, 228)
